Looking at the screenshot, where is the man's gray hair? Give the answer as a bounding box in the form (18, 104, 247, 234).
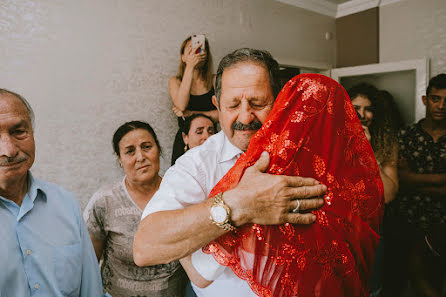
(214, 48, 280, 106)
(0, 89, 35, 127)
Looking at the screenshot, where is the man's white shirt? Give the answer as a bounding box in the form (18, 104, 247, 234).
(141, 131, 257, 297)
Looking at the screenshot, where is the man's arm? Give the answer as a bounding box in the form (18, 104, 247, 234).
(133, 152, 326, 266)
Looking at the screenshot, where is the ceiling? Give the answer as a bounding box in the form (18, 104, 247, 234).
(324, 0, 352, 4)
(275, 0, 396, 18)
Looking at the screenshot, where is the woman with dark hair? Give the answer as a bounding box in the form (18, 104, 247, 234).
(83, 121, 187, 297)
(348, 84, 403, 297)
(348, 83, 400, 204)
(169, 35, 218, 165)
(171, 114, 217, 164)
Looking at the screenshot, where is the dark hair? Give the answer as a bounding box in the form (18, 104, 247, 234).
(369, 90, 403, 165)
(176, 35, 214, 90)
(426, 73, 446, 96)
(215, 48, 280, 106)
(181, 114, 217, 135)
(348, 83, 403, 165)
(0, 88, 35, 127)
(112, 121, 161, 156)
(347, 82, 379, 108)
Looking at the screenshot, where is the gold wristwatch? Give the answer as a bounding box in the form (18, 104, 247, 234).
(210, 192, 236, 232)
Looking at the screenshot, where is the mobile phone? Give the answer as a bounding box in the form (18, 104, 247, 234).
(191, 34, 205, 54)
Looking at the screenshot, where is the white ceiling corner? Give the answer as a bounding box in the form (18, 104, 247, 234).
(336, 0, 380, 18)
(276, 0, 338, 17)
(276, 0, 404, 18)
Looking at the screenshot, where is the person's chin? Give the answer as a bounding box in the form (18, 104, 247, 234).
(232, 130, 257, 151)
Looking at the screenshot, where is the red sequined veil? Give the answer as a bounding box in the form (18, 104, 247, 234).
(203, 74, 384, 297)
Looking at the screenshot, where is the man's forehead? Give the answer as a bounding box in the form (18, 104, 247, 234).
(0, 94, 31, 122)
(429, 87, 446, 96)
(220, 62, 272, 95)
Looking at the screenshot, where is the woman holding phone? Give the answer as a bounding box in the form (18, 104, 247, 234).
(169, 35, 217, 165)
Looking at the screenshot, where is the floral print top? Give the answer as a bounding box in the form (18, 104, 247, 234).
(393, 120, 446, 232)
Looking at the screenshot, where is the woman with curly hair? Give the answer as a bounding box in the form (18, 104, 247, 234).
(348, 83, 403, 297)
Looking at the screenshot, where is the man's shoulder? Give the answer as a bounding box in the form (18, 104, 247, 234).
(33, 177, 79, 209)
(399, 122, 420, 138)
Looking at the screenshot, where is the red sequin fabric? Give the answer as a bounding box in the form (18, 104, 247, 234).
(203, 74, 384, 297)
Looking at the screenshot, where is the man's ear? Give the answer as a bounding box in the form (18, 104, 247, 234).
(212, 95, 219, 110)
(422, 95, 427, 106)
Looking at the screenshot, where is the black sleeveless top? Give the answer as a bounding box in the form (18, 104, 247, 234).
(176, 88, 216, 127)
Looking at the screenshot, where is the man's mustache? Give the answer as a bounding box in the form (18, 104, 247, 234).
(231, 120, 263, 131)
(0, 155, 28, 166)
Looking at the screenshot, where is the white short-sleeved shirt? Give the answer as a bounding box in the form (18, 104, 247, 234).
(142, 131, 257, 297)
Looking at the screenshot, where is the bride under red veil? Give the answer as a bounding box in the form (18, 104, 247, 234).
(202, 73, 384, 297)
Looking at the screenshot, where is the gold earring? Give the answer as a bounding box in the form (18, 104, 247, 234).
(184, 145, 188, 152)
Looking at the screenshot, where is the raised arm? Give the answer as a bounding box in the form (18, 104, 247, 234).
(133, 152, 326, 266)
(169, 43, 207, 111)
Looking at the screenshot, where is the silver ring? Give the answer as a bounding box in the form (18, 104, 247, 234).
(292, 199, 300, 213)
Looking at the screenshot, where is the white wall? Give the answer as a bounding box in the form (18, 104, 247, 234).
(380, 0, 446, 77)
(0, 0, 335, 208)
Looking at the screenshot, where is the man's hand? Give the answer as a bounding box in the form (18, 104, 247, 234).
(225, 151, 326, 226)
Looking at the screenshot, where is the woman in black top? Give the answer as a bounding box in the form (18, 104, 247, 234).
(169, 35, 217, 165)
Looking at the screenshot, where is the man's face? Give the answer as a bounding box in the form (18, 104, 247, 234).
(213, 62, 274, 151)
(0, 94, 35, 184)
(423, 87, 446, 122)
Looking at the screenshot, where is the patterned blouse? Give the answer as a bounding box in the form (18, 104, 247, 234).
(394, 120, 446, 232)
(83, 178, 187, 297)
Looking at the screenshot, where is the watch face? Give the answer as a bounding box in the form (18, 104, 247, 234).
(211, 205, 228, 224)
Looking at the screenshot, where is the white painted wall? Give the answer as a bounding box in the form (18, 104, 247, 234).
(0, 0, 335, 208)
(380, 0, 446, 77)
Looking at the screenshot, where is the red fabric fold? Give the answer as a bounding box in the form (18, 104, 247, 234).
(203, 73, 384, 297)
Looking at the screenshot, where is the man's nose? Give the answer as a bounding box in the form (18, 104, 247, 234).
(237, 101, 255, 124)
(0, 134, 19, 158)
(357, 109, 365, 119)
(439, 98, 446, 110)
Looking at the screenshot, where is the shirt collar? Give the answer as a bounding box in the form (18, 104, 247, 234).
(27, 172, 47, 203)
(218, 132, 244, 163)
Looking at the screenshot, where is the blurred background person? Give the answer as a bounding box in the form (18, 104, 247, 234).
(385, 74, 446, 297)
(349, 83, 402, 297)
(169, 35, 218, 165)
(172, 113, 217, 164)
(84, 121, 188, 297)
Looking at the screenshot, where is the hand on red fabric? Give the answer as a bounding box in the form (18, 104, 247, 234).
(203, 74, 384, 297)
(226, 151, 326, 227)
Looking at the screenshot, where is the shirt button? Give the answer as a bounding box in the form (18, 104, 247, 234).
(26, 249, 31, 255)
(34, 283, 39, 289)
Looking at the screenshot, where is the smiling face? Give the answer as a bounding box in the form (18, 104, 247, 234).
(0, 93, 35, 185)
(213, 62, 274, 151)
(352, 95, 374, 127)
(423, 87, 446, 122)
(118, 129, 160, 184)
(182, 116, 215, 149)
